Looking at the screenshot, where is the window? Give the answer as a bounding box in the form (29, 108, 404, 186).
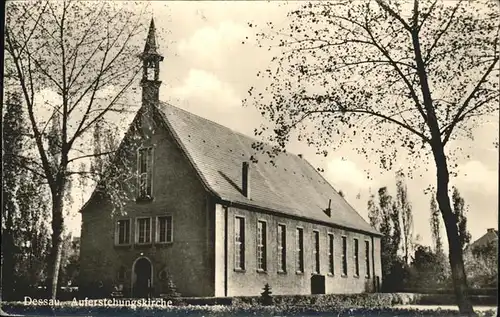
(257, 221, 267, 271)
(116, 219, 130, 245)
(235, 217, 245, 270)
(136, 218, 152, 244)
(277, 224, 286, 272)
(365, 240, 371, 278)
(137, 147, 153, 198)
(156, 215, 173, 243)
(146, 61, 156, 81)
(328, 233, 334, 275)
(354, 238, 360, 277)
(342, 236, 348, 276)
(296, 228, 304, 273)
(313, 230, 320, 274)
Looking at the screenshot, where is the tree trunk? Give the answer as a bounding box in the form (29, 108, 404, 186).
(433, 145, 475, 316)
(48, 191, 65, 301)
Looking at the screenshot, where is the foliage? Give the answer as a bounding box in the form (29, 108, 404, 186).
(451, 187, 472, 250)
(367, 186, 406, 291)
(4, 0, 149, 299)
(407, 244, 450, 290)
(395, 170, 414, 264)
(2, 296, 499, 317)
(2, 92, 52, 300)
(245, 0, 498, 313)
(163, 274, 181, 299)
(59, 235, 80, 287)
(465, 240, 498, 288)
(429, 195, 444, 254)
(260, 283, 273, 306)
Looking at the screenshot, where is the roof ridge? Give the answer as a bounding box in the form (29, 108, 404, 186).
(159, 101, 302, 160)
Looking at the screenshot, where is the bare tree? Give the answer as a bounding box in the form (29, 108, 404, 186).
(246, 0, 499, 314)
(4, 0, 147, 299)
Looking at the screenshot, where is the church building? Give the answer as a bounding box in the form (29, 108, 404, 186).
(79, 19, 383, 298)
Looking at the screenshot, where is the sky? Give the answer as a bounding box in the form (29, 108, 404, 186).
(50, 1, 498, 251)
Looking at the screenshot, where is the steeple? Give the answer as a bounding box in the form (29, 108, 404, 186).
(143, 18, 159, 55)
(140, 18, 164, 109)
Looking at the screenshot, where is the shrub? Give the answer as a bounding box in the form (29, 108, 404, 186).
(260, 283, 273, 306)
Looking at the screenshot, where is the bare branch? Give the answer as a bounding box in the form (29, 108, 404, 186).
(375, 0, 411, 32)
(67, 149, 118, 164)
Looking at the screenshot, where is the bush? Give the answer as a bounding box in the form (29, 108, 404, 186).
(1, 301, 497, 317)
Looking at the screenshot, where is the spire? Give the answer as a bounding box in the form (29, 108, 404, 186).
(143, 18, 159, 55)
(140, 17, 163, 109)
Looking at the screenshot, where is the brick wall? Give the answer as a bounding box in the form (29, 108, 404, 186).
(80, 110, 214, 297)
(216, 205, 382, 296)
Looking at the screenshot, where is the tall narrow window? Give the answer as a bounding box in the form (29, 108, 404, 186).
(257, 221, 267, 271)
(138, 147, 153, 198)
(342, 236, 348, 276)
(365, 240, 371, 278)
(296, 228, 304, 273)
(157, 216, 173, 243)
(137, 218, 151, 244)
(313, 231, 320, 274)
(277, 224, 286, 272)
(234, 217, 245, 270)
(328, 233, 334, 275)
(354, 238, 360, 277)
(116, 220, 130, 245)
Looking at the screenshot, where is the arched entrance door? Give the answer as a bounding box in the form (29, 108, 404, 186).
(133, 258, 152, 298)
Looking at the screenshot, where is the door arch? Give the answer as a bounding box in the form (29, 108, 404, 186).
(131, 257, 153, 298)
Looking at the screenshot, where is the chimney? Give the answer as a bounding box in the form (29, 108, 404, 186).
(487, 228, 495, 233)
(298, 154, 303, 158)
(242, 161, 250, 198)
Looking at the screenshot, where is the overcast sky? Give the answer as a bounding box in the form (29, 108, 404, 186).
(63, 1, 498, 250)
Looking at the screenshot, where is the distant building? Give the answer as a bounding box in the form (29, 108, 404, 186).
(467, 228, 498, 252)
(79, 19, 382, 298)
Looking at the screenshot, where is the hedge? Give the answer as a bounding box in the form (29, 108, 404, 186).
(397, 288, 497, 297)
(1, 303, 497, 317)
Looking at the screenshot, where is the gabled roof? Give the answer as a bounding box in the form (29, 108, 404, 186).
(156, 102, 380, 236)
(469, 229, 498, 250)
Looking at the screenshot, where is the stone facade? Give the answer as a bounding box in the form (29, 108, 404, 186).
(79, 18, 382, 299)
(80, 112, 216, 297)
(80, 107, 382, 298)
(214, 204, 382, 297)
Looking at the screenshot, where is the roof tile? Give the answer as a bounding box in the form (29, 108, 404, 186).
(158, 102, 379, 235)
